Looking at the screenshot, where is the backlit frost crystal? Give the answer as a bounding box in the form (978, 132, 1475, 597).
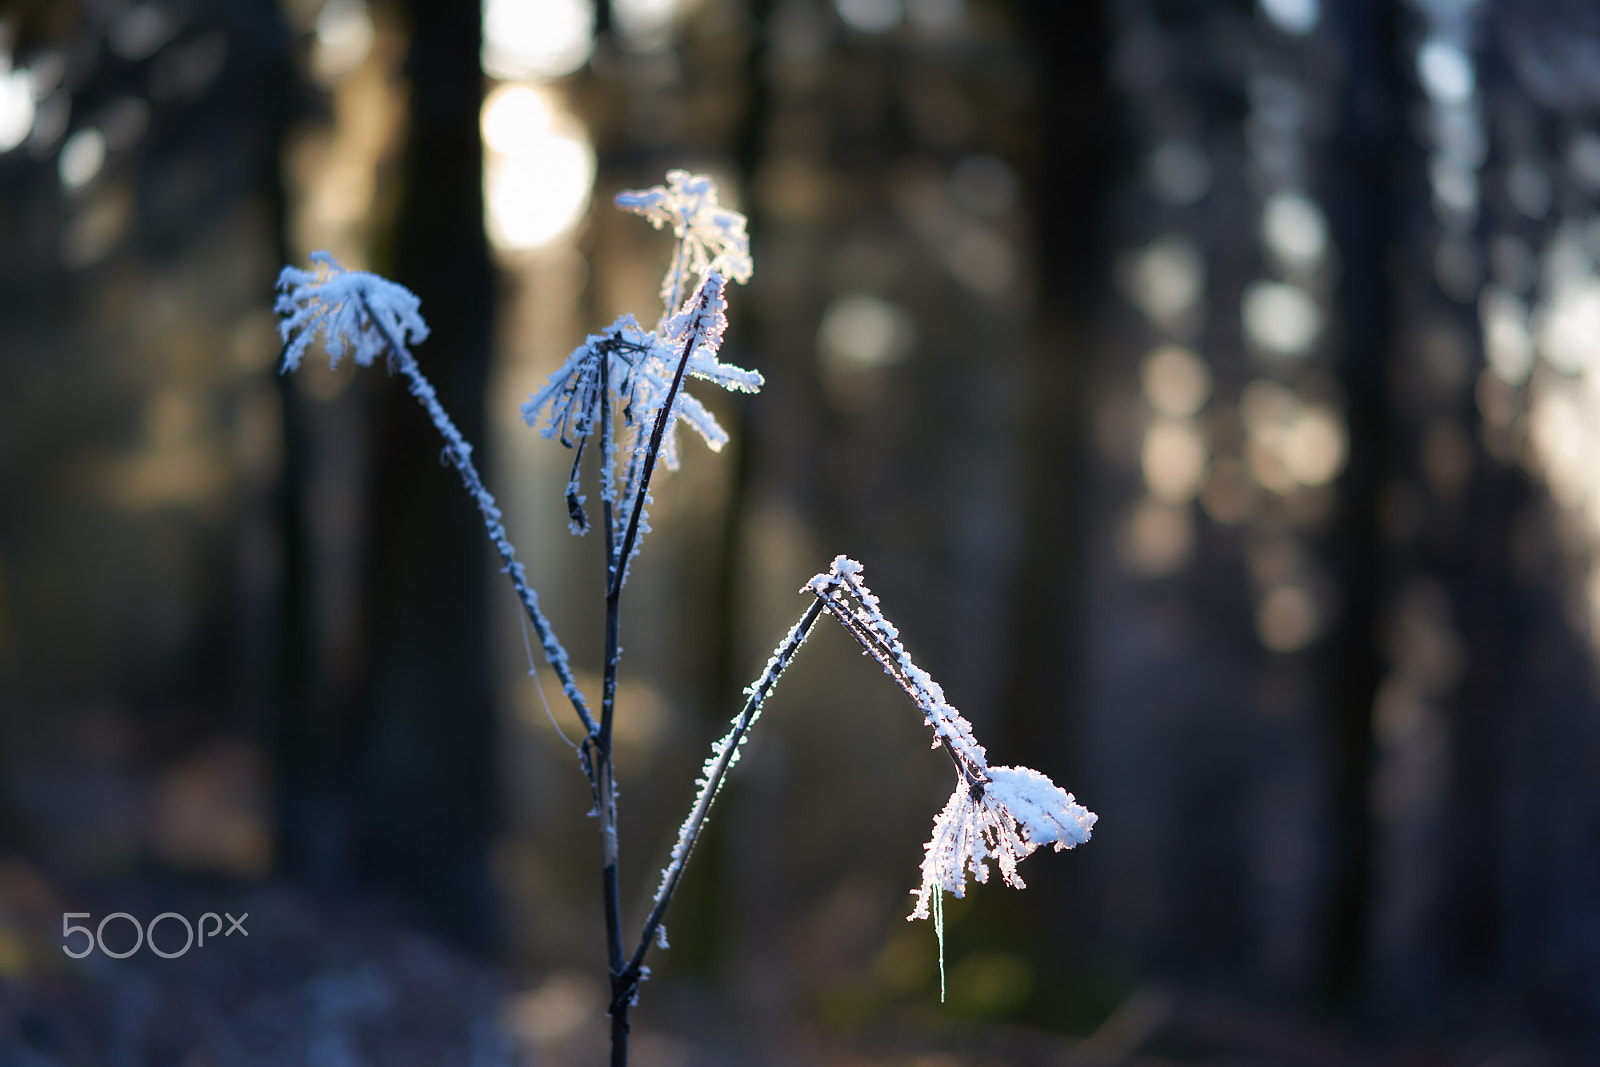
(275, 252, 428, 373)
(615, 169, 753, 315)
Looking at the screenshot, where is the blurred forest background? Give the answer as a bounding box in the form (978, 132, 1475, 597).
(5, 0, 1600, 1062)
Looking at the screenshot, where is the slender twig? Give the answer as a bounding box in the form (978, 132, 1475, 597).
(614, 598, 827, 1000)
(610, 279, 717, 599)
(812, 584, 989, 793)
(358, 295, 599, 746)
(597, 257, 719, 1064)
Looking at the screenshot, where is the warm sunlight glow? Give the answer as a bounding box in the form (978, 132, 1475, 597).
(1142, 419, 1209, 503)
(481, 83, 594, 252)
(0, 52, 34, 153)
(482, 0, 593, 81)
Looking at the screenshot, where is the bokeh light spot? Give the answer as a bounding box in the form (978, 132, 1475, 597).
(109, 4, 176, 62)
(1261, 193, 1327, 271)
(1141, 345, 1211, 418)
(1537, 278, 1600, 375)
(314, 0, 375, 84)
(1430, 154, 1478, 219)
(1258, 584, 1317, 652)
(1259, 0, 1317, 35)
(1282, 406, 1347, 486)
(59, 128, 106, 190)
(1417, 40, 1474, 105)
(1480, 286, 1534, 384)
(614, 0, 679, 46)
(0, 54, 35, 152)
(1120, 497, 1194, 577)
(1242, 281, 1320, 356)
(1142, 418, 1209, 503)
(1240, 378, 1299, 434)
(482, 0, 593, 81)
(1122, 237, 1204, 332)
(817, 294, 916, 369)
(481, 83, 593, 252)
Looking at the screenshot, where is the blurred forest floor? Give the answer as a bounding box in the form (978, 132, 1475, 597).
(0, 864, 1589, 1066)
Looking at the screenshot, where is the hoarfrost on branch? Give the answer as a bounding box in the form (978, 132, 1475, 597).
(806, 556, 1097, 921)
(614, 168, 754, 316)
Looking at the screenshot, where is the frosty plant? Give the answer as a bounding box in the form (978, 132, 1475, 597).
(275, 169, 1095, 1065)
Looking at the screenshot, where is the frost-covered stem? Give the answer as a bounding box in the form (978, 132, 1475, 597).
(357, 294, 600, 742)
(609, 285, 707, 599)
(624, 599, 825, 982)
(811, 586, 989, 793)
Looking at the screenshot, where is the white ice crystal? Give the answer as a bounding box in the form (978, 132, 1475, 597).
(806, 556, 1097, 921)
(615, 169, 753, 316)
(275, 252, 429, 373)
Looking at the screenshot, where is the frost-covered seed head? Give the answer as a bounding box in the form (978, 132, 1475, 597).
(615, 169, 754, 299)
(274, 251, 429, 373)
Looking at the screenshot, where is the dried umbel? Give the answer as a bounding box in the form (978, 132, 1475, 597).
(275, 251, 428, 373)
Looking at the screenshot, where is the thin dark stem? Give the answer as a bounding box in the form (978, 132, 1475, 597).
(359, 296, 599, 742)
(600, 351, 618, 582)
(609, 1001, 630, 1067)
(600, 279, 720, 1064)
(610, 281, 714, 598)
(595, 350, 630, 1064)
(616, 599, 825, 993)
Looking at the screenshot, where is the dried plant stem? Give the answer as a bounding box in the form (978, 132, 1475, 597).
(610, 281, 714, 598)
(811, 582, 988, 792)
(600, 280, 712, 1064)
(601, 598, 825, 1036)
(621, 598, 826, 990)
(359, 295, 600, 743)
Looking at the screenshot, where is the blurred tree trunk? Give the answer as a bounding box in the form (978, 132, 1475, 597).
(1318, 0, 1399, 1002)
(357, 0, 496, 946)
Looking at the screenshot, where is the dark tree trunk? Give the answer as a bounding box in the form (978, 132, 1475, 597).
(358, 0, 497, 947)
